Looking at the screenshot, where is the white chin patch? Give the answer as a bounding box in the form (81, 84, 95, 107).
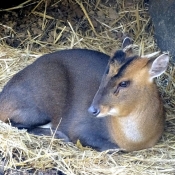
(108, 108, 119, 116)
(96, 113, 107, 118)
(96, 108, 119, 117)
(39, 122, 52, 128)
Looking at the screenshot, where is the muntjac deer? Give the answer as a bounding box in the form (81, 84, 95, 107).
(0, 37, 169, 152)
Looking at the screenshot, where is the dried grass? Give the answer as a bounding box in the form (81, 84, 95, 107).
(0, 0, 175, 174)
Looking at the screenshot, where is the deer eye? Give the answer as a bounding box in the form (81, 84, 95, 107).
(113, 81, 130, 95)
(119, 81, 130, 87)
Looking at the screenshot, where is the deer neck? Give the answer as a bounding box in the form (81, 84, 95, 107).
(108, 88, 165, 151)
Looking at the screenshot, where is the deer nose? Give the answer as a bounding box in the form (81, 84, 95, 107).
(88, 106, 100, 116)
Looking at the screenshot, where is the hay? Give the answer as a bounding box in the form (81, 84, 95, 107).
(0, 0, 175, 174)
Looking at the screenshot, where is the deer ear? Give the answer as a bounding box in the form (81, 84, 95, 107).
(149, 54, 169, 80)
(122, 37, 133, 49)
(122, 37, 134, 57)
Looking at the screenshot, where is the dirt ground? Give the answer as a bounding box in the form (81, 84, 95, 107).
(0, 0, 119, 49)
(0, 0, 150, 53)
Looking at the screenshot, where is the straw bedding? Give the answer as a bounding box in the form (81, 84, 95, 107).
(0, 0, 175, 174)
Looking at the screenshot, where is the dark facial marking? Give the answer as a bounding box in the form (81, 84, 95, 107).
(112, 50, 126, 64)
(112, 56, 138, 79)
